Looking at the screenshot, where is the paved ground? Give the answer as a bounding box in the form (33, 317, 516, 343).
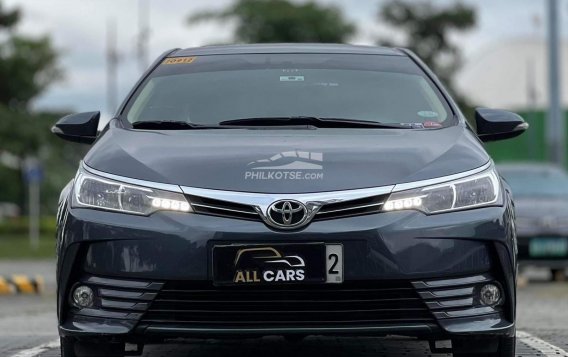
(1, 263, 567, 357)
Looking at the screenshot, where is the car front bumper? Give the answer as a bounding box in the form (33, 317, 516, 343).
(57, 204, 516, 341)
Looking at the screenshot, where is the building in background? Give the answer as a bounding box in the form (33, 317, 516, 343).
(455, 38, 568, 163)
(456, 38, 568, 110)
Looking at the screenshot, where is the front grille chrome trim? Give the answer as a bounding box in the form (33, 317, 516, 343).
(190, 203, 258, 216)
(180, 185, 394, 229)
(180, 185, 394, 213)
(316, 202, 384, 215)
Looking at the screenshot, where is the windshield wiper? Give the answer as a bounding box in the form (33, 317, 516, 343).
(131, 120, 224, 130)
(218, 116, 410, 129)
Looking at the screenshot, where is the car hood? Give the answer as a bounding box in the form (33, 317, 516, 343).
(84, 122, 489, 193)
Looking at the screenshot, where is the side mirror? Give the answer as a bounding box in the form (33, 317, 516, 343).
(51, 111, 100, 144)
(475, 108, 529, 142)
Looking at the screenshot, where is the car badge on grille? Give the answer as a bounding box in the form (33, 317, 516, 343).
(266, 200, 309, 229)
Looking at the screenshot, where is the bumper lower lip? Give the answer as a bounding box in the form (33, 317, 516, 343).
(141, 318, 515, 337)
(60, 318, 514, 339)
(140, 324, 439, 336)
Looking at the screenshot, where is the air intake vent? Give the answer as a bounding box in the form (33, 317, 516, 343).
(140, 280, 434, 328)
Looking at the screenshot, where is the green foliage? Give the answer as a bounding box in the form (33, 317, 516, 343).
(0, 216, 56, 236)
(0, 1, 61, 108)
(378, 1, 476, 86)
(0, 1, 74, 215)
(377, 0, 476, 118)
(0, 105, 49, 156)
(0, 1, 19, 29)
(189, 0, 355, 43)
(0, 36, 62, 107)
(0, 234, 55, 259)
(484, 110, 568, 164)
(0, 105, 85, 214)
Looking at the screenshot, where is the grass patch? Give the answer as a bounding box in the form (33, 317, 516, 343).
(0, 234, 56, 259)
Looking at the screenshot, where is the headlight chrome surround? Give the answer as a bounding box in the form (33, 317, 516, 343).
(72, 169, 192, 215)
(383, 166, 501, 214)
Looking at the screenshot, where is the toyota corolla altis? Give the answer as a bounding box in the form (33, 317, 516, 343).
(53, 44, 527, 357)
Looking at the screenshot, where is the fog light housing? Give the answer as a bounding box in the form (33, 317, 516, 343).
(479, 284, 502, 306)
(72, 285, 94, 308)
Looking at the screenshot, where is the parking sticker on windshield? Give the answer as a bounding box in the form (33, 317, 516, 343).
(162, 56, 196, 65)
(417, 110, 439, 118)
(423, 121, 443, 128)
(280, 76, 304, 82)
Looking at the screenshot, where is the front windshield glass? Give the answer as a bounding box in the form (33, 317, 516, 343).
(125, 53, 453, 127)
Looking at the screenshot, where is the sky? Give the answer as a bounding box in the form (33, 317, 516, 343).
(3, 0, 568, 117)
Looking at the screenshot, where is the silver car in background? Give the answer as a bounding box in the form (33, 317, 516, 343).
(499, 163, 568, 280)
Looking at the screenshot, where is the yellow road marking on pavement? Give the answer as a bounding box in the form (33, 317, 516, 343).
(0, 277, 14, 294)
(11, 275, 36, 294)
(34, 275, 45, 294)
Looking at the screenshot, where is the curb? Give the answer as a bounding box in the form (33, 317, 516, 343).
(0, 275, 44, 295)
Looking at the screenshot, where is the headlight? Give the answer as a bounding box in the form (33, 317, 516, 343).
(383, 167, 500, 214)
(73, 170, 192, 215)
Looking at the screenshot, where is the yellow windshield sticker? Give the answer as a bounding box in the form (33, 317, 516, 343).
(162, 56, 196, 65)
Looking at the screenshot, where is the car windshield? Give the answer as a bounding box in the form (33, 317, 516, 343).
(125, 53, 453, 127)
(499, 165, 568, 197)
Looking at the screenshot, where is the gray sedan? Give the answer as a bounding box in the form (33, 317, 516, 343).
(499, 163, 568, 280)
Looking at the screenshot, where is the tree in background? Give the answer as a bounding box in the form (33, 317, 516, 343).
(0, 1, 77, 216)
(0, 2, 61, 108)
(188, 0, 355, 43)
(377, 1, 476, 116)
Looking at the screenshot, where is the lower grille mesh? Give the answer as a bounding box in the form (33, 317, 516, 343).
(140, 281, 434, 328)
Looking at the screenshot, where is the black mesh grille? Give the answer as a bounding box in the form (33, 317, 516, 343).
(141, 281, 434, 328)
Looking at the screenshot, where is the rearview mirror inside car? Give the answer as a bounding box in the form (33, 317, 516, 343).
(51, 111, 100, 144)
(475, 108, 528, 142)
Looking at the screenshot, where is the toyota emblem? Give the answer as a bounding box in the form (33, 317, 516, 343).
(266, 200, 309, 229)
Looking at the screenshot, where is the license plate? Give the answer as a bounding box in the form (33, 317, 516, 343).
(212, 243, 343, 286)
(529, 237, 568, 257)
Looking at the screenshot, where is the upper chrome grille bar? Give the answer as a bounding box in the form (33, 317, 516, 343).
(190, 202, 258, 216)
(316, 202, 384, 215)
(179, 185, 394, 216)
